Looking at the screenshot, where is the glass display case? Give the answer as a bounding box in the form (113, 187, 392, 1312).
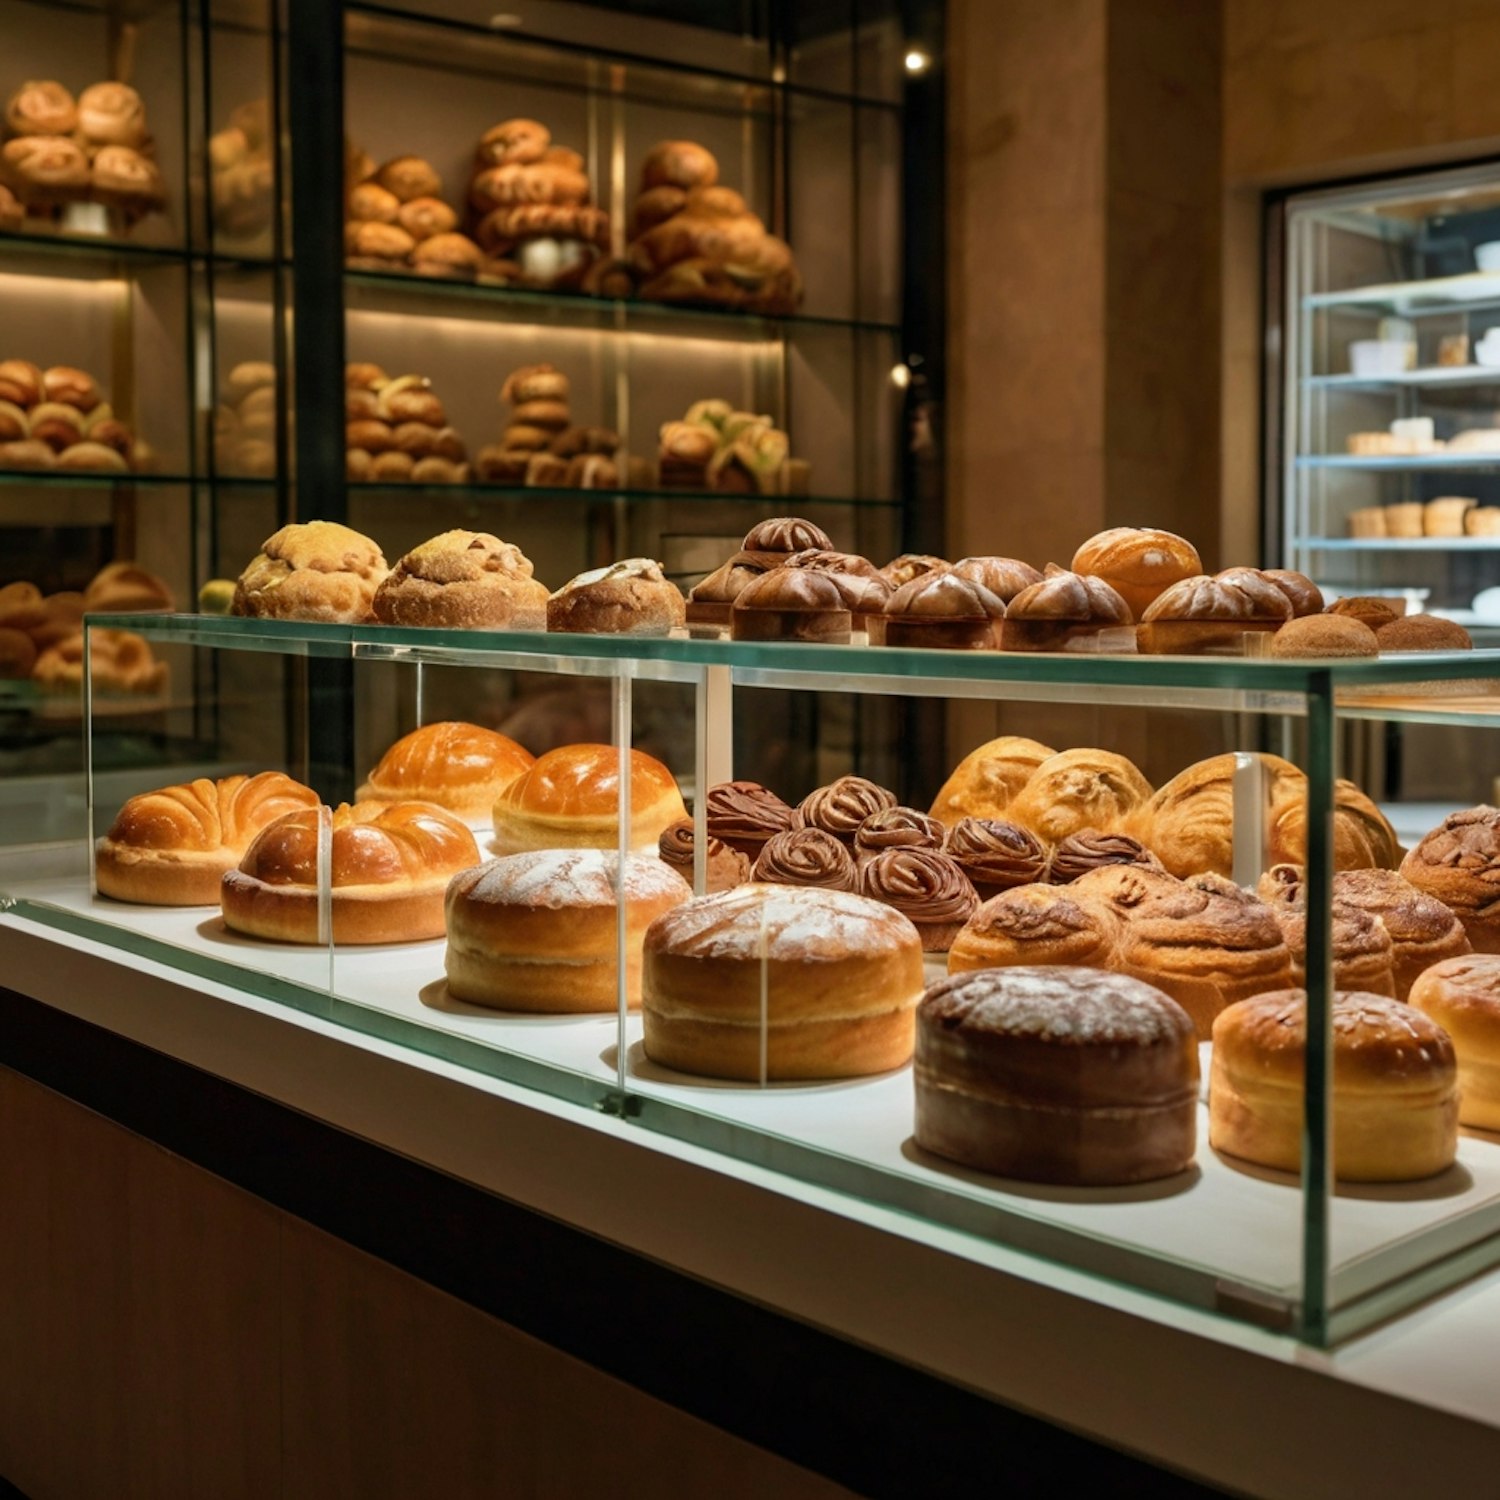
(6, 615, 1500, 1350)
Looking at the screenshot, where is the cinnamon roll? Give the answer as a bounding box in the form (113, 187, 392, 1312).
(795, 775, 898, 843)
(1049, 829, 1163, 884)
(854, 806, 945, 866)
(658, 818, 751, 893)
(752, 827, 857, 891)
(860, 847, 979, 952)
(942, 817, 1050, 898)
(705, 780, 796, 860)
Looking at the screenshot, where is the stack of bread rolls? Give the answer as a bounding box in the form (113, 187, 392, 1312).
(208, 99, 273, 241)
(212, 361, 277, 478)
(474, 363, 623, 488)
(0, 358, 141, 473)
(345, 363, 469, 483)
(621, 141, 801, 314)
(345, 153, 482, 280)
(466, 118, 609, 289)
(1, 79, 166, 227)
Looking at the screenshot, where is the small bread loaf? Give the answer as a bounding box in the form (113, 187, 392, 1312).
(642, 884, 924, 1081)
(916, 967, 1199, 1185)
(1271, 614, 1378, 658)
(739, 516, 833, 566)
(83, 560, 173, 614)
(950, 556, 1043, 603)
(1136, 568, 1292, 655)
(1410, 956, 1500, 1129)
(233, 520, 388, 623)
(358, 721, 534, 823)
(547, 558, 686, 636)
(1210, 990, 1458, 1182)
(222, 801, 480, 944)
(1071, 526, 1202, 618)
(374, 530, 545, 629)
(730, 567, 850, 643)
(1401, 808, 1500, 952)
(1376, 614, 1474, 652)
(948, 881, 1124, 973)
(1261, 568, 1325, 617)
(928, 736, 1057, 825)
(881, 571, 1004, 650)
(444, 851, 689, 1012)
(96, 772, 319, 906)
(1000, 566, 1133, 651)
(1004, 748, 1152, 844)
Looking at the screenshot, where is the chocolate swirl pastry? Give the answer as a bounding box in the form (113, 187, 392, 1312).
(659, 818, 751, 893)
(795, 775, 898, 842)
(1049, 829, 1163, 884)
(855, 806, 945, 863)
(752, 827, 857, 891)
(705, 779, 796, 858)
(944, 816, 1049, 895)
(741, 516, 833, 558)
(859, 847, 979, 951)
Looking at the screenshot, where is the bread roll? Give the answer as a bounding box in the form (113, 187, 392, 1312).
(1262, 569, 1324, 617)
(948, 881, 1123, 973)
(950, 555, 1043, 603)
(739, 515, 833, 566)
(642, 884, 923, 1080)
(704, 779, 795, 859)
(92, 146, 166, 211)
(640, 140, 720, 191)
(751, 827, 857, 891)
(928, 736, 1057, 825)
(658, 819, 750, 893)
(1264, 893, 1397, 997)
(33, 627, 166, 696)
(1005, 748, 1152, 844)
(358, 721, 534, 823)
(547, 558, 686, 636)
(222, 801, 479, 944)
(1401, 808, 1500, 952)
(916, 967, 1198, 1185)
(686, 554, 768, 627)
(1210, 990, 1458, 1182)
(0, 360, 42, 406)
(444, 851, 689, 1012)
(1409, 956, 1500, 1129)
(1071, 526, 1202, 618)
(2, 136, 89, 202)
(1000, 566, 1132, 651)
(374, 155, 442, 203)
(1376, 614, 1474, 652)
(1136, 568, 1292, 655)
(233, 520, 388, 623)
(475, 118, 551, 168)
(0, 627, 35, 679)
(879, 553, 949, 589)
(881, 571, 1004, 650)
(1328, 596, 1402, 630)
(5, 80, 76, 136)
(730, 567, 850, 643)
(374, 530, 546, 629)
(96, 772, 319, 906)
(76, 82, 147, 148)
(492, 743, 687, 854)
(1271, 614, 1378, 658)
(84, 560, 173, 614)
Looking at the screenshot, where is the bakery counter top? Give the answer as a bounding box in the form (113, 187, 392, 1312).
(5, 907, 1500, 1495)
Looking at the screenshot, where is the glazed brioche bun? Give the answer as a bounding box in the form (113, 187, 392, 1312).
(358, 721, 534, 823)
(1071, 526, 1202, 619)
(1409, 955, 1500, 1130)
(445, 850, 690, 1012)
(642, 883, 924, 1080)
(491, 743, 687, 854)
(222, 800, 480, 944)
(95, 772, 319, 906)
(1210, 989, 1458, 1182)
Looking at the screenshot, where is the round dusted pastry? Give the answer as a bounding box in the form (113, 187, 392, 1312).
(795, 775, 897, 843)
(928, 735, 1056, 825)
(233, 520, 389, 623)
(222, 801, 480, 945)
(853, 806, 945, 866)
(943, 817, 1049, 898)
(881, 571, 1004, 650)
(547, 558, 686, 636)
(1136, 567, 1292, 655)
(658, 819, 751, 893)
(950, 555, 1043, 604)
(859, 847, 978, 952)
(95, 772, 319, 906)
(374, 530, 546, 629)
(357, 721, 534, 825)
(1000, 566, 1133, 651)
(1262, 568, 1324, 618)
(641, 884, 924, 1081)
(491, 743, 687, 854)
(1410, 956, 1500, 1130)
(1271, 614, 1378, 658)
(76, 82, 147, 148)
(2, 136, 90, 203)
(1048, 829, 1162, 884)
(1376, 614, 1474, 652)
(686, 554, 768, 628)
(1004, 748, 1153, 845)
(640, 139, 719, 191)
(704, 779, 795, 859)
(1210, 990, 1458, 1182)
(1076, 865, 1292, 1038)
(947, 882, 1123, 974)
(730, 567, 850, 643)
(738, 516, 835, 569)
(1259, 865, 1470, 1000)
(1071, 526, 1202, 619)
(1328, 595, 1402, 631)
(444, 851, 689, 1013)
(5, 80, 76, 136)
(752, 827, 857, 891)
(916, 967, 1199, 1185)
(1401, 808, 1500, 952)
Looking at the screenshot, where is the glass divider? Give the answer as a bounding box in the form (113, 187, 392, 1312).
(84, 619, 98, 895)
(317, 801, 333, 995)
(1301, 675, 1336, 1344)
(1231, 751, 1269, 887)
(613, 666, 633, 1102)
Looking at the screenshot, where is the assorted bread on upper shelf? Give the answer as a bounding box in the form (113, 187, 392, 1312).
(213, 515, 1484, 662)
(344, 120, 802, 313)
(0, 78, 166, 232)
(0, 358, 149, 475)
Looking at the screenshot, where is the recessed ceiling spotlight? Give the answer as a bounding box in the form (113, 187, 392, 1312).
(904, 48, 930, 75)
(889, 363, 911, 389)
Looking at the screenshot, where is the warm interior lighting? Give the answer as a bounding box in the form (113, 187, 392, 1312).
(903, 48, 930, 75)
(889, 362, 911, 388)
(489, 12, 523, 27)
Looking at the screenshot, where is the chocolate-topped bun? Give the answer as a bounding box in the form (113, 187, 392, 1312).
(658, 818, 751, 893)
(1005, 748, 1153, 845)
(854, 806, 945, 867)
(739, 516, 833, 568)
(915, 967, 1199, 1186)
(730, 567, 851, 644)
(547, 558, 686, 636)
(752, 827, 858, 891)
(1000, 566, 1133, 651)
(685, 554, 767, 628)
(879, 553, 950, 589)
(795, 775, 898, 843)
(950, 556, 1043, 603)
(881, 571, 1005, 650)
(943, 817, 1050, 898)
(705, 780, 796, 859)
(1262, 568, 1324, 618)
(948, 882, 1122, 973)
(1401, 807, 1500, 953)
(1049, 829, 1163, 884)
(859, 847, 979, 952)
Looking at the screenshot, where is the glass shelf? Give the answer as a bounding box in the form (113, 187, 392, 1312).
(0, 228, 275, 278)
(0, 471, 279, 491)
(344, 267, 900, 341)
(1307, 368, 1500, 392)
(345, 479, 896, 509)
(1296, 452, 1500, 471)
(1291, 536, 1500, 551)
(1304, 270, 1500, 316)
